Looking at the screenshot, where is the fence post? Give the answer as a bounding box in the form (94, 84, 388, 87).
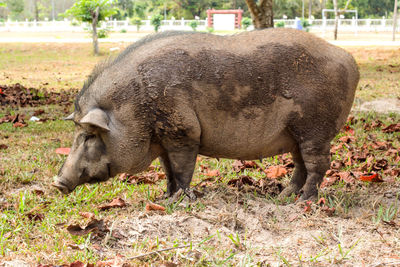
(366, 18, 371, 32)
(125, 17, 129, 28)
(322, 17, 326, 36)
(113, 18, 117, 29)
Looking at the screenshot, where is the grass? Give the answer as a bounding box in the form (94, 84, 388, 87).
(0, 43, 400, 265)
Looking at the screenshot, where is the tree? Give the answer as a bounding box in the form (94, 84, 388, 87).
(245, 0, 273, 29)
(151, 13, 162, 32)
(333, 0, 352, 40)
(63, 0, 116, 55)
(394, 0, 398, 41)
(6, 0, 24, 20)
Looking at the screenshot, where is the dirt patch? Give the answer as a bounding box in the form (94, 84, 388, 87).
(355, 98, 400, 113)
(107, 187, 400, 265)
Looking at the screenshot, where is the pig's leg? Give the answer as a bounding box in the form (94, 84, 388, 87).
(166, 146, 199, 200)
(278, 148, 307, 199)
(159, 153, 177, 197)
(299, 143, 330, 200)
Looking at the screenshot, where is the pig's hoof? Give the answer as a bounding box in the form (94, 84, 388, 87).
(298, 190, 318, 202)
(278, 184, 299, 202)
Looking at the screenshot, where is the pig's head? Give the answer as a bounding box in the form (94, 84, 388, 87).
(52, 109, 113, 194)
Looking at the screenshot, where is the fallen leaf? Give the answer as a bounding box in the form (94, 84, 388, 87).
(98, 198, 126, 211)
(79, 211, 95, 219)
(317, 197, 326, 206)
(26, 212, 44, 221)
(359, 173, 383, 182)
(205, 169, 220, 177)
(303, 200, 312, 213)
(0, 144, 8, 150)
(145, 202, 166, 212)
(13, 122, 27, 128)
(321, 206, 335, 216)
(119, 171, 166, 185)
(67, 218, 108, 236)
(264, 166, 287, 179)
(382, 123, 400, 133)
(56, 147, 71, 155)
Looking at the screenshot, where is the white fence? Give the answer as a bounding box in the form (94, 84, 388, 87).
(0, 18, 398, 33)
(0, 19, 208, 32)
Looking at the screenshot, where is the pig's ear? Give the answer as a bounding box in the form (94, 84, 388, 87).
(63, 113, 74, 121)
(79, 109, 110, 131)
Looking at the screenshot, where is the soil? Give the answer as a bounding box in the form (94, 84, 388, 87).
(355, 98, 400, 113)
(108, 186, 400, 265)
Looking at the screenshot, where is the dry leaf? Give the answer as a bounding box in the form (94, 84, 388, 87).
(359, 173, 383, 182)
(98, 198, 126, 211)
(145, 202, 166, 212)
(264, 166, 287, 179)
(79, 211, 95, 219)
(67, 218, 108, 237)
(205, 169, 220, 177)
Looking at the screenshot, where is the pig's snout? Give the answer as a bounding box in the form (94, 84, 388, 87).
(52, 178, 73, 194)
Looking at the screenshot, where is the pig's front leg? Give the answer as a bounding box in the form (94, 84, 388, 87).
(160, 145, 199, 200)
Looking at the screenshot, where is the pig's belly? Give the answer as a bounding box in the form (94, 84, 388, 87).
(197, 116, 297, 160)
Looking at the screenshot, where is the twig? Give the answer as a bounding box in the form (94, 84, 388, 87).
(127, 244, 190, 260)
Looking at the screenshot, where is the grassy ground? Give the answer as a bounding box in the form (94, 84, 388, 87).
(0, 42, 399, 266)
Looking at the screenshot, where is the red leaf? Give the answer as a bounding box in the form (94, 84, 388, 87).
(359, 173, 383, 182)
(303, 200, 312, 213)
(264, 166, 287, 179)
(145, 202, 166, 212)
(205, 169, 220, 177)
(55, 147, 71, 155)
(13, 122, 27, 128)
(98, 198, 126, 211)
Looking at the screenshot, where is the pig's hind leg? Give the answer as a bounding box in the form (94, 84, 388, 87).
(298, 141, 330, 200)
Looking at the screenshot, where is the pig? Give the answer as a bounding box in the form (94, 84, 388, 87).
(53, 28, 359, 200)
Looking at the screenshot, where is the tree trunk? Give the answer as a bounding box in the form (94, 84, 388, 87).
(308, 0, 312, 20)
(245, 0, 274, 29)
(394, 0, 398, 41)
(333, 0, 339, 40)
(91, 7, 100, 56)
(34, 0, 39, 21)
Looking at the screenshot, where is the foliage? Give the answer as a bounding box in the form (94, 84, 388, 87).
(189, 20, 198, 31)
(206, 26, 214, 33)
(63, 0, 117, 23)
(5, 0, 24, 20)
(241, 17, 252, 29)
(131, 16, 142, 31)
(0, 1, 6, 8)
(151, 14, 163, 32)
(275, 21, 285, 27)
(301, 18, 311, 32)
(97, 28, 110, 38)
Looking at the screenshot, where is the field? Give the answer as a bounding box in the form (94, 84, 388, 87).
(0, 40, 400, 266)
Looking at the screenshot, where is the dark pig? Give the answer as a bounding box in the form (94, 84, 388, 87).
(53, 29, 359, 200)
